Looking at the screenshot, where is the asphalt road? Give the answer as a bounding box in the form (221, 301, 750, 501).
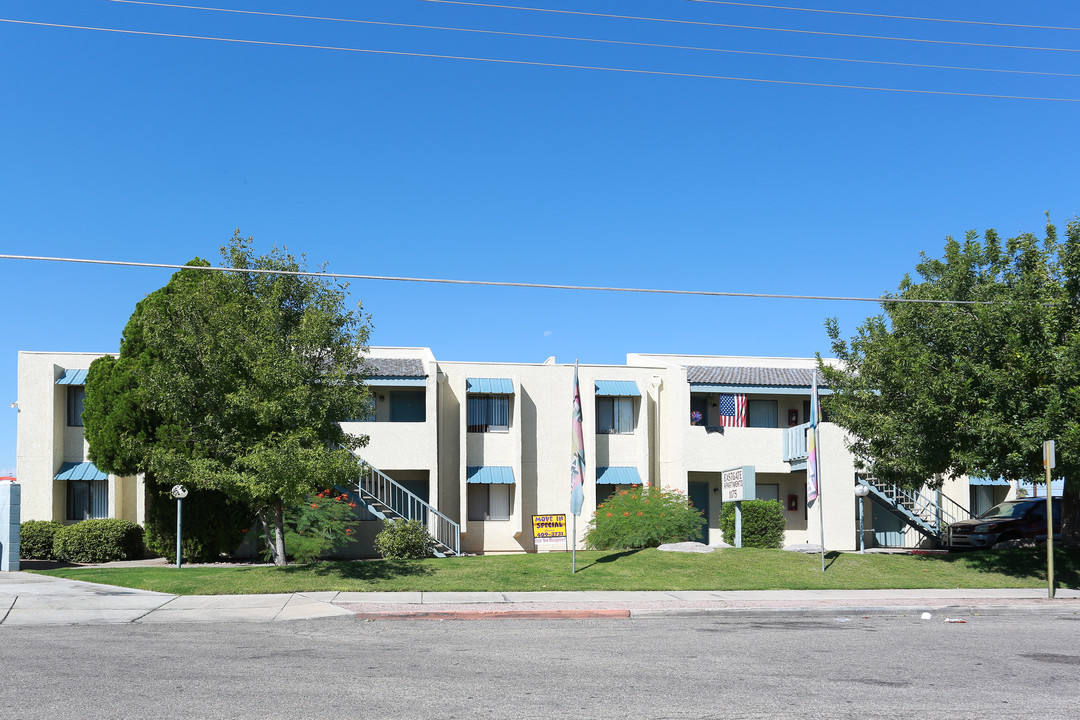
(2, 614, 1078, 719)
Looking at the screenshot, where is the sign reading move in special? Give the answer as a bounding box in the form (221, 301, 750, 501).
(532, 514, 567, 544)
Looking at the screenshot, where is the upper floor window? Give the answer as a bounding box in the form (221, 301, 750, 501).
(690, 395, 708, 425)
(468, 395, 509, 433)
(597, 396, 634, 434)
(747, 399, 778, 428)
(389, 391, 426, 422)
(67, 386, 86, 427)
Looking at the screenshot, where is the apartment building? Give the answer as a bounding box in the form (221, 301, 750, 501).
(16, 348, 978, 554)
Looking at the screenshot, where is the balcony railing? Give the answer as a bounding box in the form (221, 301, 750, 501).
(783, 422, 810, 462)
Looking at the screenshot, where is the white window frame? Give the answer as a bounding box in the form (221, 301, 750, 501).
(467, 484, 512, 521)
(467, 395, 510, 433)
(596, 396, 634, 434)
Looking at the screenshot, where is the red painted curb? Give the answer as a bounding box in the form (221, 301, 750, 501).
(353, 609, 630, 621)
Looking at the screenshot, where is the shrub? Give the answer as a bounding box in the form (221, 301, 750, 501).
(20, 520, 64, 560)
(720, 499, 786, 549)
(52, 519, 144, 563)
(278, 489, 361, 563)
(584, 485, 705, 550)
(144, 482, 252, 563)
(375, 519, 435, 559)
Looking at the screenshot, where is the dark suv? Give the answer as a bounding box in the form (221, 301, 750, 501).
(947, 498, 1061, 549)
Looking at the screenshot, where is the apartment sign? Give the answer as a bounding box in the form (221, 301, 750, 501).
(532, 514, 567, 545)
(722, 467, 746, 501)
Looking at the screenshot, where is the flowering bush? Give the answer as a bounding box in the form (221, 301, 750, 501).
(375, 519, 435, 559)
(275, 489, 360, 563)
(584, 485, 705, 550)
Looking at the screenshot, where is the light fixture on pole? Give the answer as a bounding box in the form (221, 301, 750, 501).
(170, 484, 189, 569)
(854, 483, 870, 554)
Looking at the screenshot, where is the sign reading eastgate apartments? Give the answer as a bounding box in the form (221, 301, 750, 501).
(721, 466, 757, 502)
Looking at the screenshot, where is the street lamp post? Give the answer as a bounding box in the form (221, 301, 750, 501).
(170, 485, 189, 569)
(854, 483, 870, 554)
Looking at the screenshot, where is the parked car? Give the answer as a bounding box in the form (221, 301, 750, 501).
(948, 498, 1061, 549)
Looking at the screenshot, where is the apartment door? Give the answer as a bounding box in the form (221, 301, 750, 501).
(688, 481, 710, 543)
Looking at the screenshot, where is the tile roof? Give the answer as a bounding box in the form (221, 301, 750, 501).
(363, 357, 426, 378)
(686, 365, 817, 387)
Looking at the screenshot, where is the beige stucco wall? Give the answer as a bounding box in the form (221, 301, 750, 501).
(16, 351, 144, 525)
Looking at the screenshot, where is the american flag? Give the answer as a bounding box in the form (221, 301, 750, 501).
(717, 393, 747, 427)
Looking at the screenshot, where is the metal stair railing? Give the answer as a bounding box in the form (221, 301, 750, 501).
(353, 461, 460, 557)
(857, 476, 973, 542)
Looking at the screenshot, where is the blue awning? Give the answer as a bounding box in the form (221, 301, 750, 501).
(365, 377, 426, 387)
(595, 380, 640, 397)
(466, 378, 513, 394)
(969, 477, 1010, 486)
(466, 466, 515, 484)
(55, 461, 108, 481)
(56, 369, 89, 385)
(596, 467, 642, 485)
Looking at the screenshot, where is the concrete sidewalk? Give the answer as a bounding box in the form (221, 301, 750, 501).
(1, 571, 1078, 625)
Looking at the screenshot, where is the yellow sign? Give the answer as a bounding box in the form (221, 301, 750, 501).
(532, 514, 567, 544)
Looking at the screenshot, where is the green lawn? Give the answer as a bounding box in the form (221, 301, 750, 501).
(32, 546, 1080, 595)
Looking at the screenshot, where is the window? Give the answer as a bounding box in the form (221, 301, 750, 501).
(67, 386, 86, 427)
(747, 399, 778, 428)
(389, 391, 425, 422)
(346, 396, 376, 422)
(467, 484, 512, 521)
(596, 397, 634, 434)
(467, 395, 510, 432)
(66, 479, 108, 520)
(690, 395, 708, 426)
(803, 399, 829, 423)
(757, 483, 780, 503)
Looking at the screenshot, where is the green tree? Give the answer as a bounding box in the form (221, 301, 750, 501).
(822, 219, 1080, 542)
(84, 233, 373, 564)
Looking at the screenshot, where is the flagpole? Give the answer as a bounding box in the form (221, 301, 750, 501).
(809, 369, 825, 572)
(570, 359, 585, 574)
(818, 456, 825, 573)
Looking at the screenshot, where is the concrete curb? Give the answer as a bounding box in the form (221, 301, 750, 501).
(353, 608, 631, 621)
(346, 602, 1080, 622)
(628, 603, 1080, 619)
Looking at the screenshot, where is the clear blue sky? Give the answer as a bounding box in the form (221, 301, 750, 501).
(2, 1, 1078, 475)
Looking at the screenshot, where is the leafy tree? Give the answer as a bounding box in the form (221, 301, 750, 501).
(822, 219, 1080, 542)
(84, 233, 373, 564)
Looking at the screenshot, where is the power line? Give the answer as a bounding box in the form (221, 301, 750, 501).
(0, 254, 1012, 306)
(418, 0, 1080, 53)
(96, 0, 1080, 79)
(685, 0, 1080, 32)
(2, 18, 1076, 102)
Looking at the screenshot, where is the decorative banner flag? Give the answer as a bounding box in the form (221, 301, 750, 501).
(807, 371, 820, 505)
(570, 364, 585, 516)
(717, 393, 747, 427)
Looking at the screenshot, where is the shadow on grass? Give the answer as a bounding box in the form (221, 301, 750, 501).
(823, 550, 842, 571)
(576, 549, 642, 572)
(276, 559, 435, 581)
(918, 547, 1080, 587)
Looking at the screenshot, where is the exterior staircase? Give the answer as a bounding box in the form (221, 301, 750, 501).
(341, 461, 461, 557)
(857, 475, 972, 545)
